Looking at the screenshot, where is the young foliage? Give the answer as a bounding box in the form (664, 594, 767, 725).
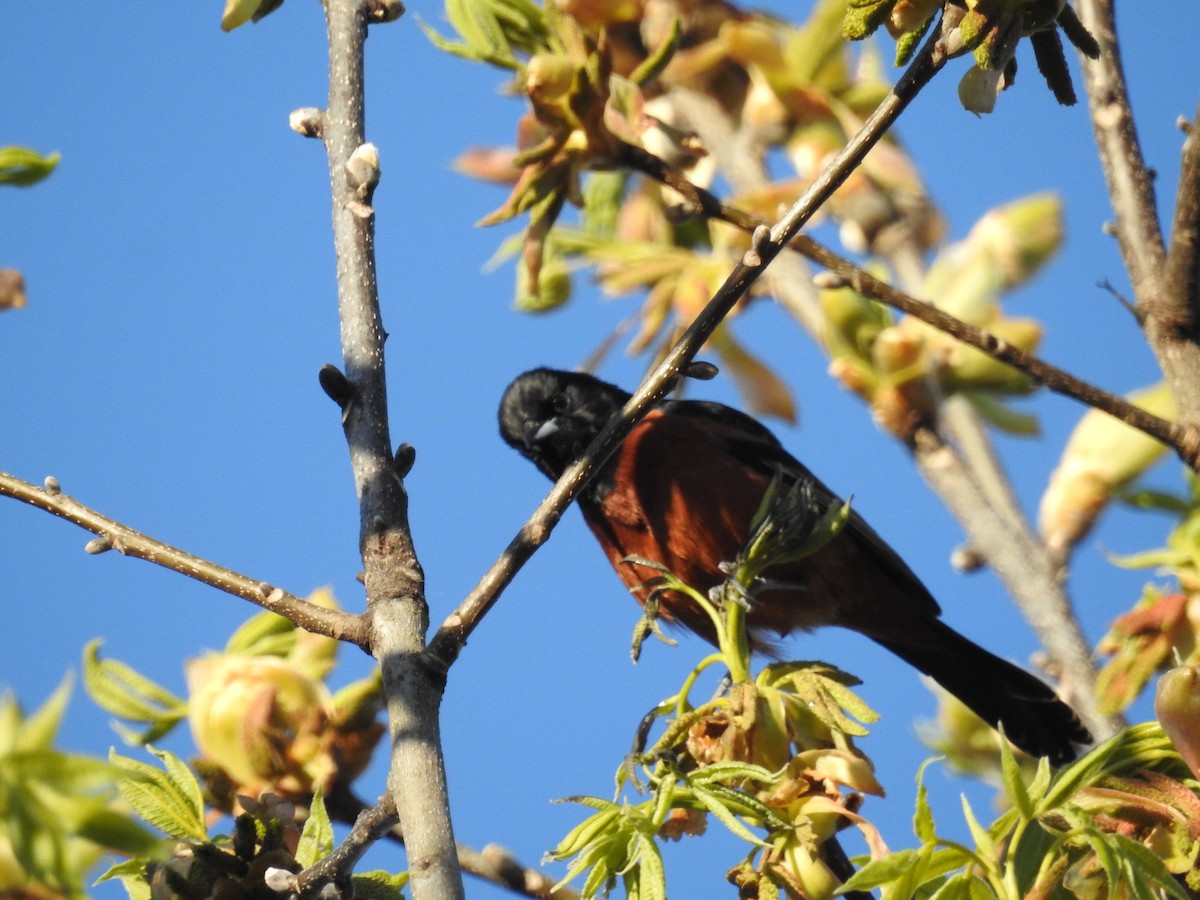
(82, 590, 385, 811)
(0, 145, 59, 187)
(841, 723, 1200, 898)
(0, 678, 158, 898)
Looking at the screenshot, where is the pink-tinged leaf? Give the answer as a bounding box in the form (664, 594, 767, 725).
(1156, 666, 1200, 779)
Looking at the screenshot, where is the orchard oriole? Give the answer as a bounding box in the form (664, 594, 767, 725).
(499, 367, 1091, 764)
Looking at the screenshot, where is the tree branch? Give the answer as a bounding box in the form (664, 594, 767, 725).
(427, 24, 947, 668)
(1165, 103, 1200, 370)
(909, 427, 1114, 737)
(663, 77, 1113, 737)
(0, 470, 368, 646)
(315, 1, 462, 897)
(623, 135, 1200, 470)
(289, 796, 400, 897)
(321, 788, 580, 900)
(1077, 0, 1200, 426)
(1075, 0, 1165, 287)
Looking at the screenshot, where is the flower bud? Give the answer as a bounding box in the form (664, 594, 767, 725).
(186, 654, 335, 800)
(1039, 383, 1175, 559)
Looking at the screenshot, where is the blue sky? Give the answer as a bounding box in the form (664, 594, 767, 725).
(3, 2, 1198, 897)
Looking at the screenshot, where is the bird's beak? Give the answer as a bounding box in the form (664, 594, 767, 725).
(524, 417, 560, 449)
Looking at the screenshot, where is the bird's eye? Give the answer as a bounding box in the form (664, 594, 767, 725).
(550, 392, 570, 413)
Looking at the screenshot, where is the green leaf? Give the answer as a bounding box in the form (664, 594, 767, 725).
(687, 785, 772, 846)
(1117, 487, 1192, 514)
(225, 610, 297, 656)
(15, 673, 73, 751)
(629, 15, 681, 86)
(5, 787, 71, 892)
(351, 870, 410, 900)
(628, 832, 667, 900)
(75, 806, 162, 857)
(82, 640, 187, 744)
(1035, 730, 1122, 814)
(296, 785, 335, 867)
(548, 802, 621, 860)
(110, 747, 207, 841)
(95, 857, 154, 900)
(0, 146, 60, 187)
(913, 757, 938, 844)
(582, 171, 627, 239)
(959, 795, 996, 862)
(444, 0, 518, 67)
(686, 760, 779, 787)
(1107, 832, 1190, 900)
(0, 691, 21, 755)
(965, 392, 1041, 435)
(997, 730, 1033, 819)
(838, 848, 920, 893)
(5, 748, 120, 794)
(928, 871, 996, 900)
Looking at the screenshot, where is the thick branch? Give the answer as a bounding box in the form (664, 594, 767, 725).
(427, 27, 947, 668)
(317, 1, 461, 897)
(1077, 0, 1200, 426)
(0, 470, 368, 646)
(1076, 0, 1165, 290)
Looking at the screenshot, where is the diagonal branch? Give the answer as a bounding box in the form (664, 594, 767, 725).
(659, 86, 1111, 734)
(322, 788, 577, 900)
(289, 795, 400, 897)
(426, 23, 948, 669)
(0, 470, 368, 646)
(622, 141, 1200, 470)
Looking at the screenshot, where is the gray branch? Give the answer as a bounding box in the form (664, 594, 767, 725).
(315, 1, 462, 897)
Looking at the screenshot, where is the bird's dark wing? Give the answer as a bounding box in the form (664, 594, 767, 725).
(664, 399, 943, 619)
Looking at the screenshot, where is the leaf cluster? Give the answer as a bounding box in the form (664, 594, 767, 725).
(0, 678, 158, 898)
(843, 723, 1200, 898)
(83, 591, 385, 811)
(98, 753, 408, 900)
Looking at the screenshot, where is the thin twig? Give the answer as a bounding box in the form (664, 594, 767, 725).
(623, 135, 1200, 470)
(427, 24, 947, 669)
(317, 1, 462, 897)
(799, 238, 1200, 467)
(0, 470, 368, 646)
(324, 788, 580, 900)
(292, 796, 401, 897)
(909, 429, 1115, 737)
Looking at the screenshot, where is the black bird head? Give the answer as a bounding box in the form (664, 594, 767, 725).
(498, 368, 631, 481)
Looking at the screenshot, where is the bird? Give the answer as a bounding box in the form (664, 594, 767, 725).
(498, 367, 1092, 764)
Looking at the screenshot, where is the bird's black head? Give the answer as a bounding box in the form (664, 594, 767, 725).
(498, 368, 631, 481)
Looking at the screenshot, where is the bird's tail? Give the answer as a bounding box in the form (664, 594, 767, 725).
(870, 618, 1091, 765)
